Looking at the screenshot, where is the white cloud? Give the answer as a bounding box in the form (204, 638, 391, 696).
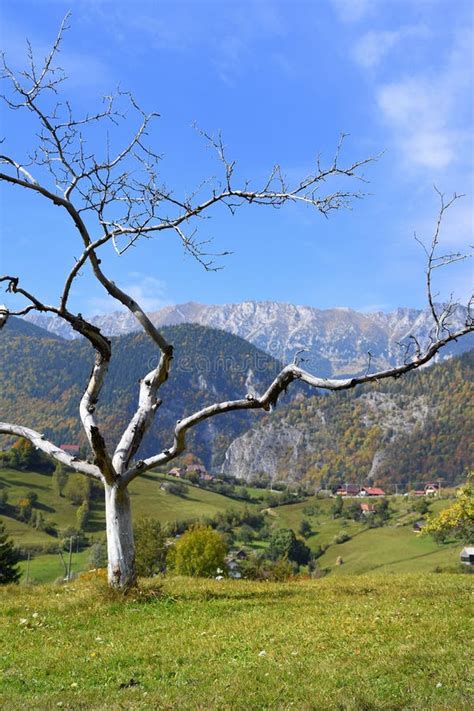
(353, 26, 429, 69)
(331, 0, 372, 23)
(88, 275, 169, 315)
(375, 31, 473, 171)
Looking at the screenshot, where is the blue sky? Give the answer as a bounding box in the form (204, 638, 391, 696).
(0, 0, 472, 315)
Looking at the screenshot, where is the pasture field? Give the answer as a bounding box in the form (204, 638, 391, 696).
(0, 466, 259, 539)
(0, 574, 472, 710)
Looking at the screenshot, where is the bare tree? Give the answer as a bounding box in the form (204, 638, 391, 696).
(1, 20, 472, 588)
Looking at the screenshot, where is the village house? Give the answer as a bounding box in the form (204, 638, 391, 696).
(225, 549, 247, 579)
(60, 444, 80, 455)
(412, 519, 426, 533)
(168, 467, 183, 477)
(360, 502, 376, 515)
(335, 484, 360, 497)
(424, 482, 440, 496)
(460, 547, 474, 566)
(359, 487, 386, 497)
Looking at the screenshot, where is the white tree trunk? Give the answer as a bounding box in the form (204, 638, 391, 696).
(104, 484, 136, 589)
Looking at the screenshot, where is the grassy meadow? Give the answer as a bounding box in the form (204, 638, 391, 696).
(1, 464, 465, 583)
(0, 573, 472, 710)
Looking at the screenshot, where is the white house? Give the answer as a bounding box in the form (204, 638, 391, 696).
(460, 547, 474, 566)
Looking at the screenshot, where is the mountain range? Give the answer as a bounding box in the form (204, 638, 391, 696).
(25, 301, 473, 377)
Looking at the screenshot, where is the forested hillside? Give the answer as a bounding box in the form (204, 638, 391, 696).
(222, 350, 473, 488)
(0, 319, 284, 467)
(1, 318, 472, 486)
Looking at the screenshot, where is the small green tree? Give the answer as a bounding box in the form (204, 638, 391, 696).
(331, 495, 344, 519)
(52, 463, 68, 497)
(134, 518, 167, 577)
(268, 528, 311, 566)
(0, 489, 8, 511)
(0, 521, 21, 584)
(239, 524, 255, 543)
(172, 524, 227, 577)
(76, 500, 90, 531)
(413, 498, 430, 516)
(64, 474, 91, 505)
(299, 519, 312, 538)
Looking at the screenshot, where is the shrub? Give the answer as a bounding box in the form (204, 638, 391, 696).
(172, 525, 227, 577)
(161, 481, 188, 497)
(333, 532, 351, 544)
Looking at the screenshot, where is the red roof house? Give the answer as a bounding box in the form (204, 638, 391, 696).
(359, 487, 385, 497)
(60, 444, 80, 454)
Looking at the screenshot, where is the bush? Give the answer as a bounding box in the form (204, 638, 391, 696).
(171, 525, 227, 577)
(161, 481, 188, 497)
(333, 532, 351, 544)
(299, 519, 312, 538)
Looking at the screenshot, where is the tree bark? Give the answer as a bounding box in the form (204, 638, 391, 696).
(104, 484, 136, 589)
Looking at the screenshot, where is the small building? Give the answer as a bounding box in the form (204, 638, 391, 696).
(186, 464, 207, 476)
(460, 547, 474, 566)
(424, 483, 440, 496)
(336, 484, 360, 497)
(413, 519, 426, 533)
(168, 467, 183, 477)
(360, 502, 376, 515)
(200, 472, 215, 482)
(359, 487, 385, 497)
(60, 444, 80, 455)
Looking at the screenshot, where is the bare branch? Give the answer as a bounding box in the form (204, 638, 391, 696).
(0, 422, 102, 481)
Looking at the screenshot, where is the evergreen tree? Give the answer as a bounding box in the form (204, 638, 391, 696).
(0, 521, 21, 584)
(52, 463, 68, 497)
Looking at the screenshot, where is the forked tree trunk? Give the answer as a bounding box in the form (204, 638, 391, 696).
(104, 484, 136, 589)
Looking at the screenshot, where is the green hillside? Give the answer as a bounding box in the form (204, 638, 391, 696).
(0, 320, 283, 466)
(0, 458, 462, 583)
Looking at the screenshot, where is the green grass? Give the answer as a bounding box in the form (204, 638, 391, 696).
(17, 549, 91, 585)
(0, 467, 257, 540)
(0, 574, 472, 710)
(2, 467, 461, 582)
(318, 526, 460, 574)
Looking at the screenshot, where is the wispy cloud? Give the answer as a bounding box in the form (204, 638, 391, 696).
(330, 0, 373, 23)
(353, 26, 429, 69)
(374, 30, 473, 171)
(88, 275, 169, 315)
